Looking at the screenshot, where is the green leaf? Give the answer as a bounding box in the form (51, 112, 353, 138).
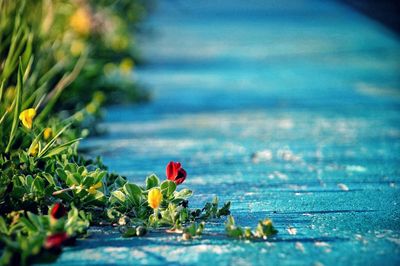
(42, 172, 56, 186)
(225, 216, 245, 238)
(123, 183, 142, 206)
(38, 123, 72, 157)
(56, 168, 67, 181)
(65, 163, 77, 173)
(31, 176, 45, 193)
(66, 172, 81, 186)
(255, 218, 278, 238)
(111, 190, 126, 204)
(174, 188, 192, 199)
(113, 176, 127, 188)
(145, 174, 159, 190)
(19, 217, 37, 232)
(40, 138, 81, 158)
(122, 227, 137, 238)
(217, 201, 231, 217)
(0, 217, 8, 234)
(196, 222, 205, 235)
(82, 191, 106, 206)
(82, 175, 95, 187)
(0, 80, 4, 103)
(25, 175, 34, 187)
(26, 212, 42, 231)
(28, 128, 45, 155)
(185, 223, 196, 235)
(160, 180, 176, 198)
(5, 60, 23, 153)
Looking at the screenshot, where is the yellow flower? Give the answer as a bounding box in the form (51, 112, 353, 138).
(19, 108, 36, 129)
(55, 50, 66, 61)
(262, 219, 273, 226)
(93, 91, 105, 104)
(148, 188, 162, 209)
(29, 143, 39, 156)
(43, 128, 53, 140)
(74, 111, 84, 122)
(119, 58, 134, 75)
(111, 35, 129, 51)
(85, 103, 97, 114)
(70, 40, 86, 56)
(70, 8, 91, 36)
(5, 86, 15, 100)
(88, 182, 102, 194)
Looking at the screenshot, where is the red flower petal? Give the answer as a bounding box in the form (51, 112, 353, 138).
(166, 161, 186, 185)
(50, 203, 66, 219)
(44, 232, 68, 250)
(175, 168, 187, 185)
(166, 161, 181, 181)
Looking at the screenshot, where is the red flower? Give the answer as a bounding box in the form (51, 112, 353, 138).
(166, 161, 187, 185)
(44, 232, 68, 250)
(50, 203, 66, 219)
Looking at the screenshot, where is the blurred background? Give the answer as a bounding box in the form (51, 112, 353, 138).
(75, 0, 400, 264)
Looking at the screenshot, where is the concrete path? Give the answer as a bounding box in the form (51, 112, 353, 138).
(49, 0, 400, 265)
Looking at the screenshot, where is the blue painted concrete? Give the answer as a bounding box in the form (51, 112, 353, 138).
(46, 0, 400, 265)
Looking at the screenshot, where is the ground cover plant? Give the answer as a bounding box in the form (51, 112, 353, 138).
(0, 0, 277, 265)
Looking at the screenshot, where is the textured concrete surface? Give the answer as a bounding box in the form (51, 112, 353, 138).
(45, 0, 400, 265)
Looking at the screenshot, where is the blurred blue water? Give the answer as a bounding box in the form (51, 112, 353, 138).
(51, 0, 400, 265)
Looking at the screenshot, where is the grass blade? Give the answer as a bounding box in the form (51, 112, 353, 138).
(37, 123, 71, 157)
(5, 59, 23, 153)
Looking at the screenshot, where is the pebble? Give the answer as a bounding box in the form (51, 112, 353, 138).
(287, 227, 297, 235)
(295, 242, 305, 253)
(337, 183, 349, 191)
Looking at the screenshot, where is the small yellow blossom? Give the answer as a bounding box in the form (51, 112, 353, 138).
(19, 108, 36, 129)
(29, 143, 39, 156)
(70, 8, 91, 36)
(88, 182, 102, 194)
(74, 111, 84, 122)
(5, 86, 15, 100)
(262, 219, 273, 226)
(55, 50, 66, 61)
(111, 36, 129, 51)
(70, 40, 86, 56)
(43, 128, 53, 140)
(93, 91, 105, 104)
(85, 103, 97, 114)
(148, 188, 162, 209)
(119, 58, 134, 75)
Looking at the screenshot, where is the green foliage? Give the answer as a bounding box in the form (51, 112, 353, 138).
(0, 206, 91, 266)
(160, 180, 177, 199)
(121, 226, 147, 238)
(189, 196, 231, 221)
(183, 222, 205, 237)
(65, 207, 91, 236)
(146, 174, 159, 189)
(0, 0, 277, 264)
(225, 215, 278, 240)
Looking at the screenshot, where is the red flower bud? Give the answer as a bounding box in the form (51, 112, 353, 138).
(50, 203, 66, 219)
(166, 161, 187, 185)
(44, 232, 68, 250)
